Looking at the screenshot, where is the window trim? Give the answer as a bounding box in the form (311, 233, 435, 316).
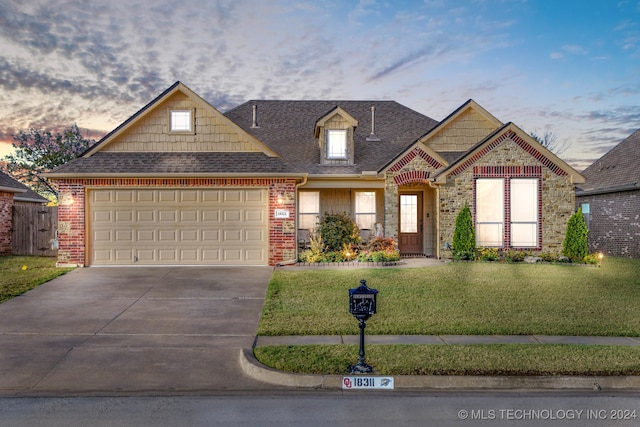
(326, 129, 347, 160)
(354, 191, 377, 231)
(298, 191, 320, 230)
(473, 168, 542, 250)
(169, 109, 195, 134)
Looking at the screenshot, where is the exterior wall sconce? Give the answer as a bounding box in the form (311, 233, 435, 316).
(277, 193, 284, 204)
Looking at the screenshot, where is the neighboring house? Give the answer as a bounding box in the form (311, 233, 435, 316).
(47, 82, 584, 267)
(576, 129, 640, 258)
(0, 170, 49, 254)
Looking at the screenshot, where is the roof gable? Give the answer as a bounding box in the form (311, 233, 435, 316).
(435, 123, 585, 184)
(313, 106, 359, 137)
(84, 82, 279, 157)
(579, 128, 640, 193)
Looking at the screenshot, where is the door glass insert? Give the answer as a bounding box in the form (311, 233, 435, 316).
(400, 195, 418, 233)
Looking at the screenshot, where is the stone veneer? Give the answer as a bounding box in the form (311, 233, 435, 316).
(55, 178, 297, 267)
(0, 192, 14, 255)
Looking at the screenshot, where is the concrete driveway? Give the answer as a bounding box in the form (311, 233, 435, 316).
(0, 266, 279, 395)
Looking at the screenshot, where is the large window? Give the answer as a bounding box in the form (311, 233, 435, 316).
(326, 130, 347, 159)
(475, 179, 504, 246)
(510, 179, 538, 247)
(475, 177, 540, 248)
(355, 191, 376, 230)
(298, 192, 319, 230)
(170, 110, 193, 132)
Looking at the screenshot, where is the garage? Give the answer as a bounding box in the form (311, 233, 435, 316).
(88, 188, 268, 265)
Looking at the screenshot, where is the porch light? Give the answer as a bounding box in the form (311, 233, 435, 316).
(277, 193, 284, 204)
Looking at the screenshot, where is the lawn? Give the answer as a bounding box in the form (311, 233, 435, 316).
(0, 256, 74, 303)
(255, 257, 640, 375)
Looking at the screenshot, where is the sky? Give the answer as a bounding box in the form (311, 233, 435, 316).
(0, 0, 638, 171)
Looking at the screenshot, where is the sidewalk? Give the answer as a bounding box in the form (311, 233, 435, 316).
(240, 334, 640, 391)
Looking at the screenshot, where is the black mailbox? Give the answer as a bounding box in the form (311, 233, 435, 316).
(349, 279, 378, 320)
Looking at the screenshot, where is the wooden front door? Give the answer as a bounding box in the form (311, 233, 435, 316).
(398, 193, 423, 254)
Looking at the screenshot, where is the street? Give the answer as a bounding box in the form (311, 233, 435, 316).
(1, 391, 639, 426)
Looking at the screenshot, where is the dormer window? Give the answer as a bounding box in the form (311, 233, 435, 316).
(327, 130, 347, 159)
(170, 109, 193, 132)
(314, 106, 358, 165)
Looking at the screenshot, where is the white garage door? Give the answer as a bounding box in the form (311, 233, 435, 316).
(88, 188, 268, 265)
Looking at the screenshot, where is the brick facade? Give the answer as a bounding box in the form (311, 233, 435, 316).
(55, 178, 297, 266)
(0, 192, 14, 255)
(577, 189, 640, 258)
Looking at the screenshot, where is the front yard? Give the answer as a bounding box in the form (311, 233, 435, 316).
(255, 257, 640, 375)
(0, 256, 74, 303)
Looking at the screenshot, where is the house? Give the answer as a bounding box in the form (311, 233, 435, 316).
(0, 170, 49, 254)
(576, 129, 640, 258)
(47, 82, 584, 267)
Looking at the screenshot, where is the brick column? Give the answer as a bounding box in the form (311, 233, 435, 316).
(0, 192, 14, 255)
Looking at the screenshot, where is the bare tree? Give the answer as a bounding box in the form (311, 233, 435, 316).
(530, 129, 568, 155)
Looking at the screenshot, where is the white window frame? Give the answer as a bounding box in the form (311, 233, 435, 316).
(170, 109, 194, 133)
(298, 191, 320, 230)
(326, 129, 347, 159)
(355, 191, 376, 231)
(475, 178, 504, 247)
(510, 178, 538, 247)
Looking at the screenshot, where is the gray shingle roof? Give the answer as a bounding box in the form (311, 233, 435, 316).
(578, 129, 640, 193)
(0, 171, 47, 203)
(224, 100, 438, 174)
(53, 152, 292, 175)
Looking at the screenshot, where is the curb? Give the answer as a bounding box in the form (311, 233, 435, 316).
(240, 349, 640, 391)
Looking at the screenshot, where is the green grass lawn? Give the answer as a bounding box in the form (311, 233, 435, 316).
(256, 257, 640, 375)
(0, 256, 74, 303)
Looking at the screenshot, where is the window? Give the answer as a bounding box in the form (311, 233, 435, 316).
(170, 110, 193, 132)
(475, 177, 540, 248)
(581, 203, 590, 230)
(476, 179, 504, 246)
(298, 192, 319, 230)
(326, 130, 347, 159)
(510, 179, 538, 247)
(355, 191, 376, 230)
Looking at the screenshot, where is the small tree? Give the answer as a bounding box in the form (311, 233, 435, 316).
(316, 212, 361, 252)
(3, 124, 95, 201)
(563, 207, 589, 262)
(453, 204, 476, 260)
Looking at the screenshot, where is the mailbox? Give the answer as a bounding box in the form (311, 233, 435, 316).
(349, 279, 378, 320)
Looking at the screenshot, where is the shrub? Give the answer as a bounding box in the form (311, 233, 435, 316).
(539, 252, 557, 262)
(584, 253, 602, 265)
(366, 237, 397, 252)
(479, 247, 499, 261)
(505, 250, 526, 263)
(563, 208, 589, 262)
(453, 205, 475, 260)
(317, 212, 361, 252)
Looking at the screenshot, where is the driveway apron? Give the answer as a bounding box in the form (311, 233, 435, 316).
(0, 266, 276, 395)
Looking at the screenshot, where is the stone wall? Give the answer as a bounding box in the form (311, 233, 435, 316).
(0, 192, 14, 255)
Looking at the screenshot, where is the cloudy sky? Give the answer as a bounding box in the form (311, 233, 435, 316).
(1, 0, 638, 170)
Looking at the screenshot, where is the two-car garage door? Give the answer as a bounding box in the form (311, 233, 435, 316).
(88, 189, 268, 265)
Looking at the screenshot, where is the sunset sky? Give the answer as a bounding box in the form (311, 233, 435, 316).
(1, 0, 638, 171)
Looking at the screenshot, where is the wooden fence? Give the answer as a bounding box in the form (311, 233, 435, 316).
(11, 204, 58, 257)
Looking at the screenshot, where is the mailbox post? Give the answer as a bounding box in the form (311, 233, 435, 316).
(348, 279, 378, 374)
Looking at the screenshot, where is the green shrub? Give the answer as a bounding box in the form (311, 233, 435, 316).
(505, 250, 526, 263)
(584, 253, 602, 265)
(479, 247, 499, 261)
(452, 205, 475, 260)
(563, 208, 589, 262)
(539, 252, 557, 262)
(317, 212, 361, 252)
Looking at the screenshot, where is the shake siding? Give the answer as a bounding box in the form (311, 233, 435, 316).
(102, 93, 261, 153)
(426, 109, 499, 152)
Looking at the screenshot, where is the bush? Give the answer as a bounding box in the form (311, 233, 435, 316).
(453, 205, 475, 260)
(563, 208, 589, 262)
(366, 237, 397, 252)
(478, 247, 499, 261)
(505, 250, 526, 263)
(317, 212, 361, 252)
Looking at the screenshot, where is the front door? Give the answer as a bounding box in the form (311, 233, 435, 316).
(398, 193, 423, 254)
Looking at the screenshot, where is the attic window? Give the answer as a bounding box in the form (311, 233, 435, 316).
(327, 129, 347, 159)
(170, 110, 193, 132)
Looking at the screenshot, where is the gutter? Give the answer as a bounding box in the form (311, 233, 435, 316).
(0, 186, 26, 194)
(576, 182, 639, 197)
(44, 172, 308, 179)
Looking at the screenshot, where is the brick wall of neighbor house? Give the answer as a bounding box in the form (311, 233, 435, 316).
(578, 190, 640, 258)
(0, 192, 15, 255)
(55, 178, 297, 266)
(438, 138, 575, 256)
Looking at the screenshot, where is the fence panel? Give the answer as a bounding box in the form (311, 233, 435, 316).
(11, 204, 58, 257)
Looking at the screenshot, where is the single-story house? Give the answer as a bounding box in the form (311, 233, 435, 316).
(47, 82, 584, 266)
(576, 129, 640, 258)
(0, 170, 49, 254)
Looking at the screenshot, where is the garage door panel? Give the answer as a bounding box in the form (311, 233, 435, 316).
(89, 188, 268, 265)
